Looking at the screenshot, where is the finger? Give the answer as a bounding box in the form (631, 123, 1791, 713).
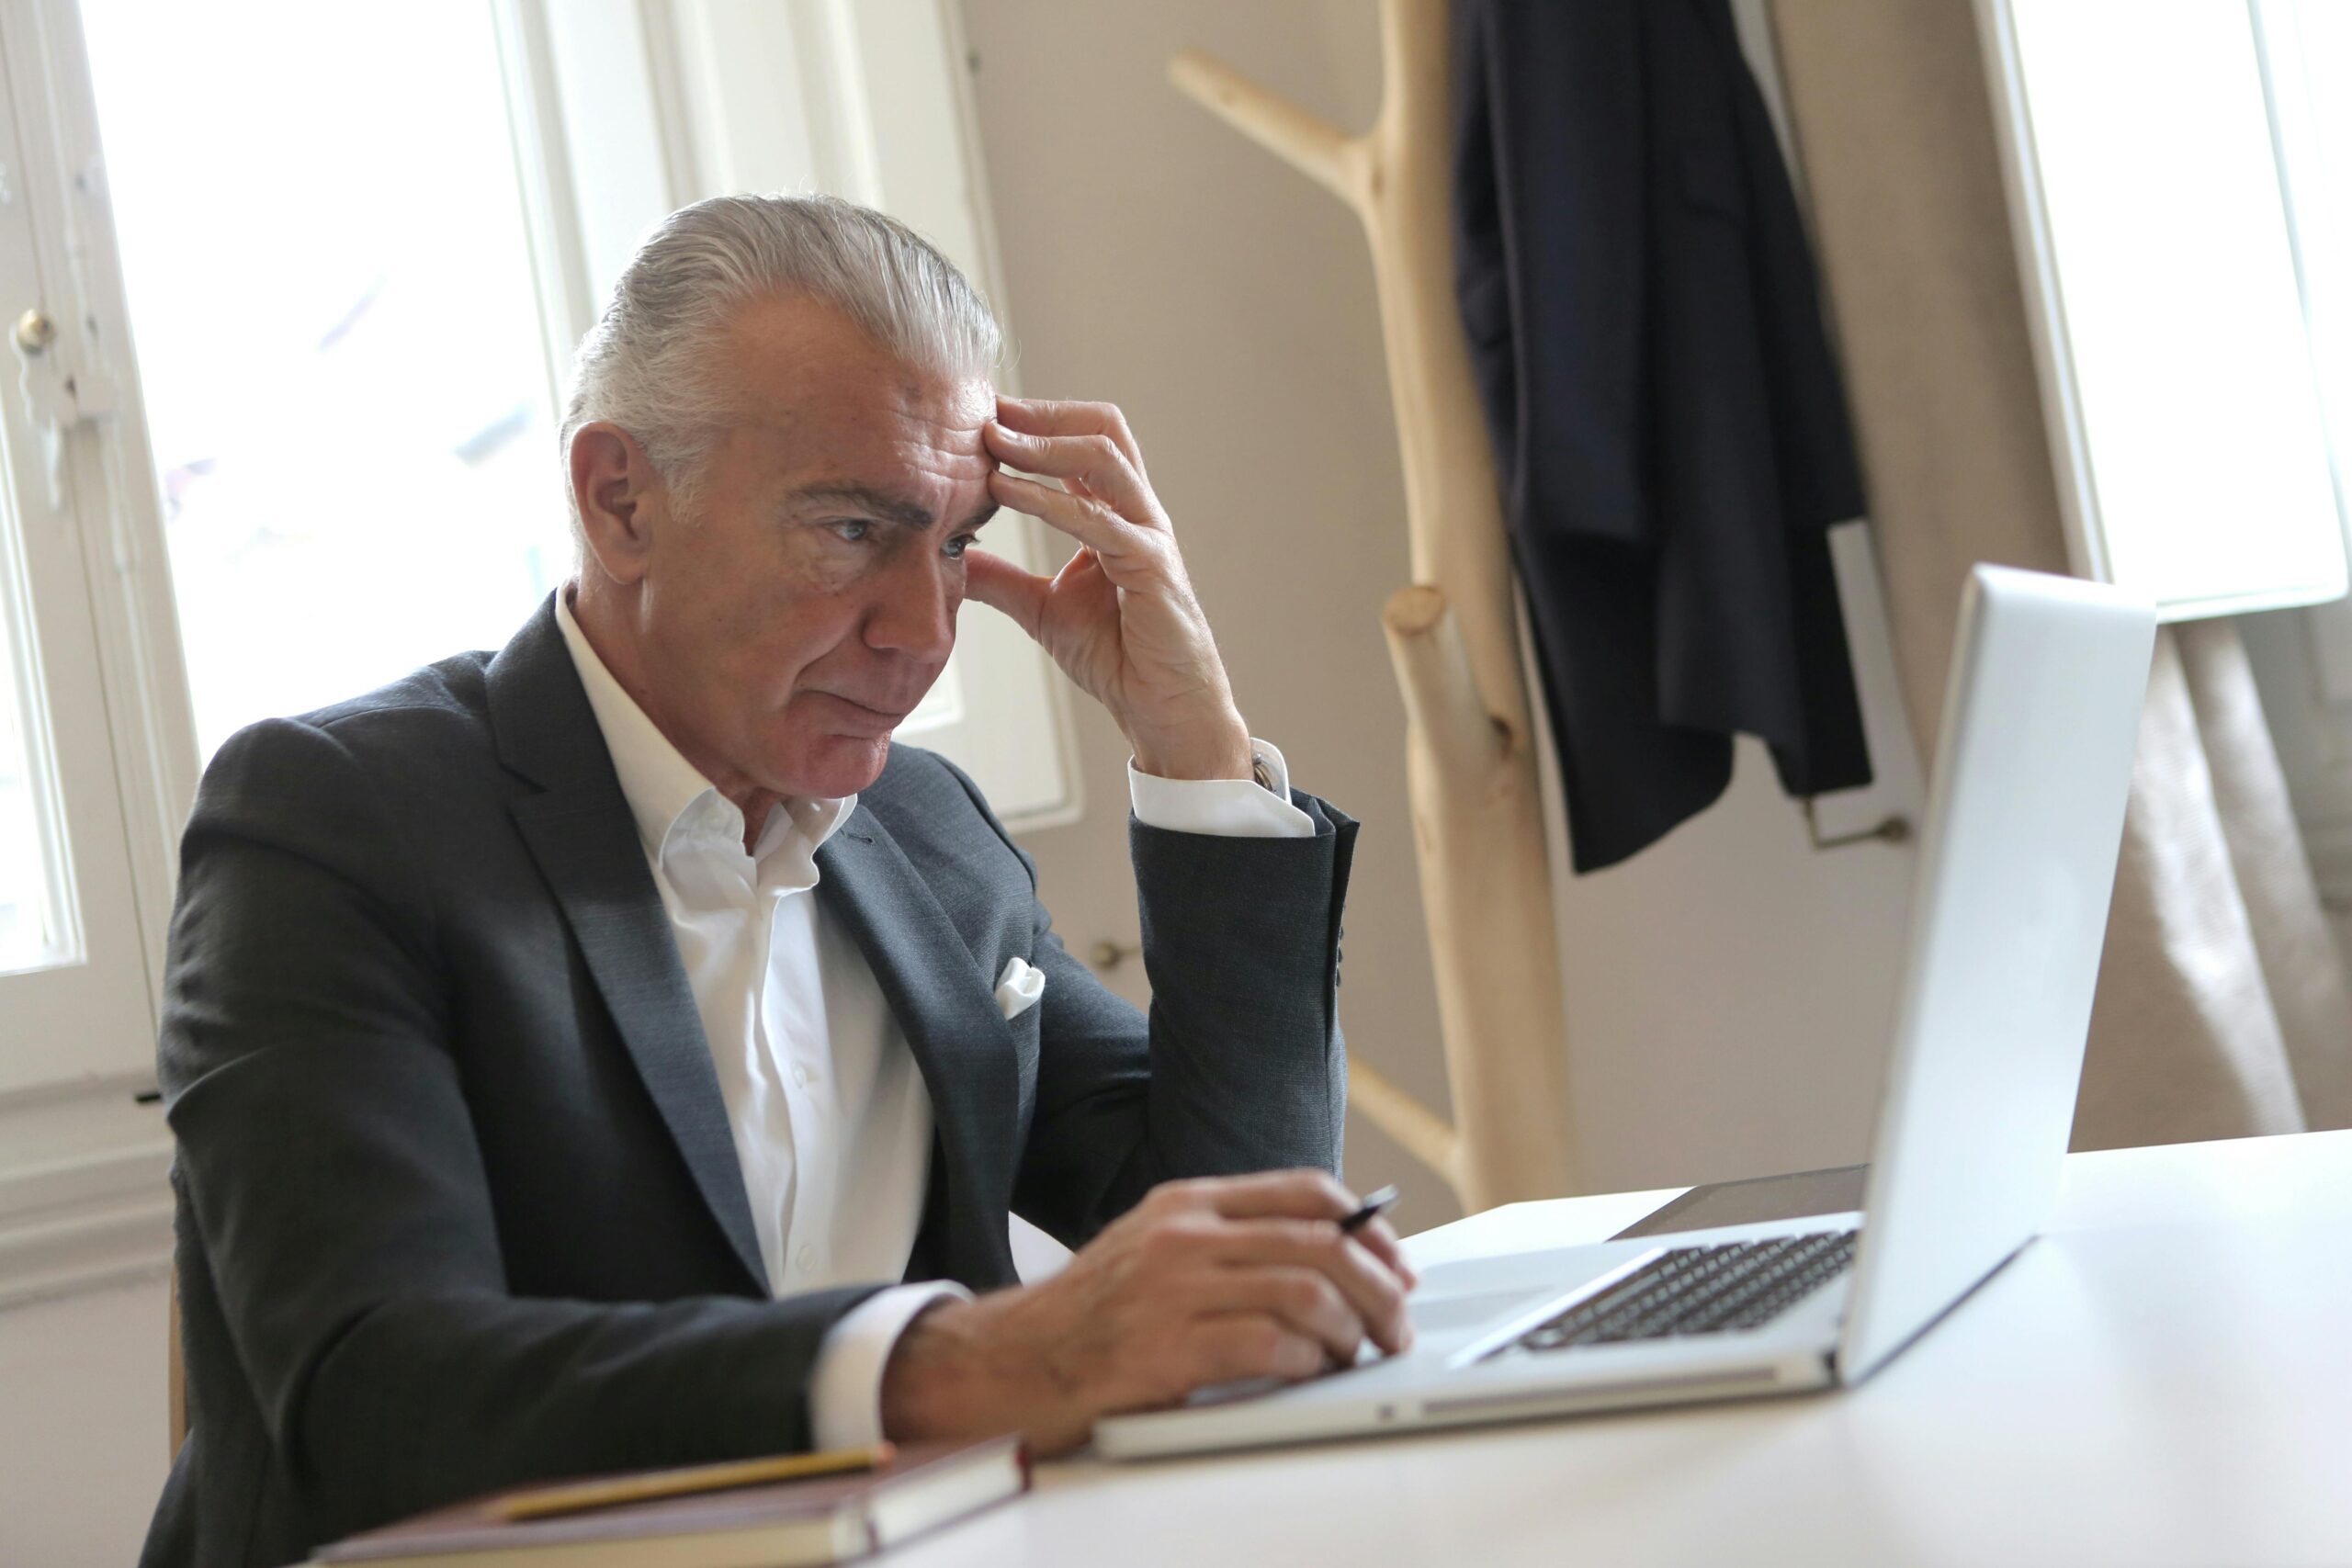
(985, 423, 1158, 526)
(988, 470, 1157, 573)
(961, 548, 1049, 638)
(1176, 1168, 1360, 1224)
(1214, 1220, 1414, 1356)
(1050, 539, 1108, 592)
(994, 394, 1144, 470)
(1183, 1316, 1327, 1389)
(1044, 546, 1121, 631)
(1151, 1173, 1417, 1289)
(1349, 1218, 1420, 1292)
(1180, 1266, 1363, 1366)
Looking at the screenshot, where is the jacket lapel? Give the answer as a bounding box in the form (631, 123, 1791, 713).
(817, 807, 1020, 1290)
(487, 598, 770, 1294)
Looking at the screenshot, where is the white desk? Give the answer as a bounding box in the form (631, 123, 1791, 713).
(897, 1132, 2352, 1566)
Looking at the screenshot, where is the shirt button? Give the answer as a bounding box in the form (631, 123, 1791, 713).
(790, 1064, 810, 1089)
(795, 1244, 817, 1273)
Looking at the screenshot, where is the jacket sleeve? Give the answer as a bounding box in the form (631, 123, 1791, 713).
(930, 758, 1358, 1249)
(161, 717, 881, 1540)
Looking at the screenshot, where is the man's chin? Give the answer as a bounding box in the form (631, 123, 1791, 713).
(780, 734, 895, 801)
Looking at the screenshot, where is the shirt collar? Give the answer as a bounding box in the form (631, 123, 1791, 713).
(554, 589, 857, 865)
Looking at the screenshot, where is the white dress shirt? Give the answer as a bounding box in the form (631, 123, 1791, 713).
(554, 593, 1312, 1445)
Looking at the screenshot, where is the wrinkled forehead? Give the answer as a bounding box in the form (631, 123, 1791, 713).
(718, 294, 996, 491)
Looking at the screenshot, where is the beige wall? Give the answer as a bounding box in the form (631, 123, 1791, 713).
(0, 1277, 169, 1567)
(963, 1, 1926, 1217)
(959, 2, 1466, 1224)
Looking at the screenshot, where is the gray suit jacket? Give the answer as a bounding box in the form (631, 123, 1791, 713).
(142, 598, 1356, 1568)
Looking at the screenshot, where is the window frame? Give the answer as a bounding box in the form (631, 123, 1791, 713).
(0, 0, 192, 1306)
(0, 0, 201, 1039)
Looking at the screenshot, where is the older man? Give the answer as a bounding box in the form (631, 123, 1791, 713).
(144, 195, 1412, 1568)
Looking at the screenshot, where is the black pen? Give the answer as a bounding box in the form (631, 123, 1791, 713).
(1339, 1183, 1400, 1234)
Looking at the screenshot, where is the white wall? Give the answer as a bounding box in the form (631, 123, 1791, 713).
(963, 0, 1925, 1210)
(0, 1274, 170, 1567)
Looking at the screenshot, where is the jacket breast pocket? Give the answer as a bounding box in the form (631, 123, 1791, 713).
(1004, 996, 1041, 1150)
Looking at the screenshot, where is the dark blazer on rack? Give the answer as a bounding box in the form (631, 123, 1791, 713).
(141, 596, 1357, 1568)
(1453, 0, 1873, 871)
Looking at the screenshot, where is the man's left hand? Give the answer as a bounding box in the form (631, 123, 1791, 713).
(968, 396, 1253, 782)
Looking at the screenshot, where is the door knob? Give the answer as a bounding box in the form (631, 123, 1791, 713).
(14, 309, 55, 355)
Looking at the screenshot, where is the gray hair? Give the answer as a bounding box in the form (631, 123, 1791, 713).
(560, 193, 1002, 529)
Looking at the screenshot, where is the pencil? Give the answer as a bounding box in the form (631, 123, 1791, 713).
(492, 1442, 898, 1522)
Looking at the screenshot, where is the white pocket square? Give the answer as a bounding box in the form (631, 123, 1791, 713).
(995, 955, 1046, 1021)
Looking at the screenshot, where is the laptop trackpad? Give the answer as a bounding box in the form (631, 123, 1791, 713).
(1181, 1287, 1556, 1410)
(1413, 1287, 1558, 1338)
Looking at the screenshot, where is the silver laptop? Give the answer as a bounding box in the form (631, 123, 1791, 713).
(1097, 564, 2156, 1460)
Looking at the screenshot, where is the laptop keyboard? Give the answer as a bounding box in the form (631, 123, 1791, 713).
(1508, 1230, 1860, 1355)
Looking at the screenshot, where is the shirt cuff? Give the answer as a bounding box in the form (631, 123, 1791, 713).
(808, 1281, 974, 1449)
(1127, 738, 1315, 839)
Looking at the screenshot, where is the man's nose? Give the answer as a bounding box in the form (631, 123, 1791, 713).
(863, 545, 959, 661)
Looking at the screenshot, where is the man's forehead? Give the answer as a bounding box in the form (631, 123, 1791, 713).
(723, 293, 993, 438)
(728, 392, 996, 494)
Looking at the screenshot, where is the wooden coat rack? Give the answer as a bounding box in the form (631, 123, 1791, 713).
(1171, 0, 1577, 1209)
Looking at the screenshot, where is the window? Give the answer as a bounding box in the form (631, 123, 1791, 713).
(1977, 0, 2349, 620)
(2243, 0, 2352, 907)
(1984, 1, 2352, 908)
(0, 547, 67, 976)
(80, 0, 574, 759)
(0, 0, 1071, 1303)
(2258, 0, 2352, 697)
(0, 1, 162, 1100)
(70, 0, 1074, 810)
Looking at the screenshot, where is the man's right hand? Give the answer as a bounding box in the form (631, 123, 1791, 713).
(877, 1170, 1419, 1455)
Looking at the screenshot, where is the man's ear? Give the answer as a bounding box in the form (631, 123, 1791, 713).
(569, 422, 662, 584)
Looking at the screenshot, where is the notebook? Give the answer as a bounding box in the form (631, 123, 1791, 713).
(311, 1438, 1027, 1568)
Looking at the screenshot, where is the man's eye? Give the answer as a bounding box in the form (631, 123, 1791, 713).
(944, 535, 977, 559)
(828, 520, 872, 544)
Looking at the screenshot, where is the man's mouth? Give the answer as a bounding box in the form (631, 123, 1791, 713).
(810, 692, 916, 723)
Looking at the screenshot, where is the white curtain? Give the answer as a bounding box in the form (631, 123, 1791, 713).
(1770, 0, 2352, 1146)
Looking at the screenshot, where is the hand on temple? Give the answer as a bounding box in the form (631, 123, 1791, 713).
(965, 395, 1255, 784)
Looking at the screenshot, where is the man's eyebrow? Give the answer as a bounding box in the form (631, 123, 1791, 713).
(786, 482, 937, 532)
